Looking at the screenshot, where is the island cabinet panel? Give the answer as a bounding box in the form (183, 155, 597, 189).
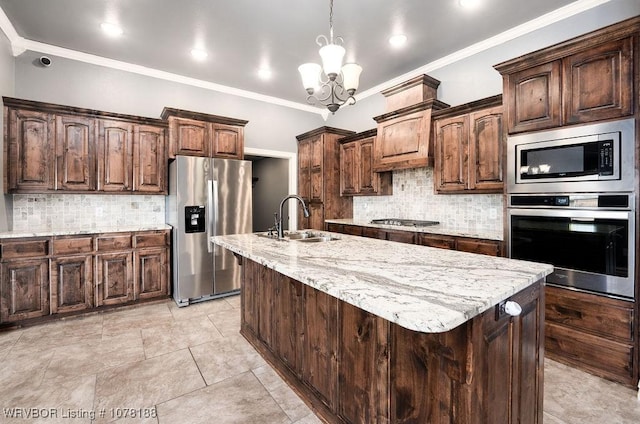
(303, 287, 339, 409)
(338, 301, 389, 424)
(239, 258, 544, 424)
(5, 108, 56, 192)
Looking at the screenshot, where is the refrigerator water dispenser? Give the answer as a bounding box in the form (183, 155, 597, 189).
(184, 206, 205, 233)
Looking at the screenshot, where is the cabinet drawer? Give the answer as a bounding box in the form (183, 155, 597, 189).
(342, 225, 363, 236)
(362, 227, 386, 240)
(134, 231, 168, 248)
(545, 321, 633, 384)
(417, 234, 455, 250)
(456, 239, 501, 257)
(1, 239, 49, 260)
(52, 236, 93, 255)
(385, 229, 415, 244)
(96, 234, 132, 251)
(545, 286, 633, 342)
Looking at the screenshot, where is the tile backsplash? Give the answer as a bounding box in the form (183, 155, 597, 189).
(12, 194, 165, 231)
(353, 167, 503, 232)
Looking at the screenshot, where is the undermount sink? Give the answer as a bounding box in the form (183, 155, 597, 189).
(257, 231, 338, 242)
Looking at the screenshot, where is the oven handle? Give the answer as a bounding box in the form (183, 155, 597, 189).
(507, 208, 632, 220)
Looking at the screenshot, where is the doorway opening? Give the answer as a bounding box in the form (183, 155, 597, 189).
(245, 148, 297, 233)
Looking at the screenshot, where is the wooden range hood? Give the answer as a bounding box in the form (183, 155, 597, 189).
(372, 75, 449, 172)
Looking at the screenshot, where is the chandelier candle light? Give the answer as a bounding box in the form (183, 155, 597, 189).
(298, 0, 362, 113)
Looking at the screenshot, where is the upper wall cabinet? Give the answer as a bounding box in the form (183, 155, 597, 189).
(339, 129, 392, 196)
(432, 95, 504, 194)
(494, 17, 638, 134)
(3, 97, 168, 194)
(372, 75, 449, 172)
(161, 107, 248, 160)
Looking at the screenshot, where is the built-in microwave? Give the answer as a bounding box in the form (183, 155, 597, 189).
(507, 118, 635, 194)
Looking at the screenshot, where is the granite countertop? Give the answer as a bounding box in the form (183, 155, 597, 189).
(0, 224, 172, 239)
(213, 232, 552, 334)
(325, 218, 504, 241)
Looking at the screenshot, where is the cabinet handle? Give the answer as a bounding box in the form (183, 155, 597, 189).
(503, 301, 522, 317)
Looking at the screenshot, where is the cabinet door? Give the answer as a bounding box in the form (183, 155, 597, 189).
(308, 203, 325, 231)
(212, 124, 244, 159)
(134, 247, 168, 300)
(98, 120, 133, 192)
(51, 255, 93, 314)
(56, 115, 95, 191)
(133, 125, 166, 193)
(339, 142, 358, 196)
(358, 138, 379, 195)
(434, 115, 468, 192)
(505, 61, 562, 133)
(310, 135, 324, 202)
(6, 109, 55, 192)
(274, 276, 303, 374)
(478, 283, 543, 424)
(298, 139, 311, 200)
(0, 258, 50, 322)
(95, 252, 134, 306)
(171, 117, 208, 157)
(563, 38, 633, 124)
(303, 287, 338, 408)
(469, 106, 503, 192)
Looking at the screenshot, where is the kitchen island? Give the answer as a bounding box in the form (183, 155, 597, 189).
(213, 232, 553, 424)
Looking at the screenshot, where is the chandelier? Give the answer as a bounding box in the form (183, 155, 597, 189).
(298, 0, 362, 113)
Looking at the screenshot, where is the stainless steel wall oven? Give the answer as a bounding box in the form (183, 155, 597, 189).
(507, 119, 636, 300)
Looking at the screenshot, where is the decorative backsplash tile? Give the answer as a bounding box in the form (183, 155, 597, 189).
(12, 194, 165, 231)
(353, 167, 503, 233)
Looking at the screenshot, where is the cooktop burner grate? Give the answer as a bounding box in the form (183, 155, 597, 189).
(370, 218, 440, 227)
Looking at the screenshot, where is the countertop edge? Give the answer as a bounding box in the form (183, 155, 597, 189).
(0, 225, 172, 239)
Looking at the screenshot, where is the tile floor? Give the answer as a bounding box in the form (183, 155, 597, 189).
(0, 296, 639, 424)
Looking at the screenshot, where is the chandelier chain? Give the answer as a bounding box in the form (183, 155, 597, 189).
(329, 0, 334, 42)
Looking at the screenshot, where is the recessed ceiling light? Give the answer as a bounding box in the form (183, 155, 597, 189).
(100, 22, 123, 37)
(459, 0, 481, 9)
(190, 49, 208, 61)
(257, 67, 272, 80)
(389, 34, 408, 48)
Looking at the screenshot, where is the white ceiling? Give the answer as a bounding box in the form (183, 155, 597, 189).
(0, 0, 606, 113)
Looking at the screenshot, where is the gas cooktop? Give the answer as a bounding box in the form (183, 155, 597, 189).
(370, 218, 440, 227)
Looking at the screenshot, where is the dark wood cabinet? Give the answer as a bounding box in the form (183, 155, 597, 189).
(4, 97, 167, 194)
(240, 258, 544, 424)
(98, 120, 133, 192)
(297, 127, 354, 230)
(56, 115, 96, 191)
(339, 129, 392, 196)
(495, 18, 638, 133)
(5, 108, 55, 192)
(545, 285, 635, 386)
(133, 125, 166, 193)
(0, 230, 170, 325)
(433, 95, 504, 194)
(162, 108, 247, 160)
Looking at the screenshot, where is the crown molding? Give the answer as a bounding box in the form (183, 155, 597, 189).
(354, 0, 613, 102)
(0, 0, 612, 116)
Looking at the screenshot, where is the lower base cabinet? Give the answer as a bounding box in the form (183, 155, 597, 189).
(240, 258, 544, 424)
(0, 229, 170, 325)
(544, 285, 635, 386)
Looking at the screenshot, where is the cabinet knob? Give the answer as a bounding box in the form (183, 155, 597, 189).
(503, 301, 522, 317)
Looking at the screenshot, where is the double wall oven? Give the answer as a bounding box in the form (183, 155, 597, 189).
(507, 118, 636, 300)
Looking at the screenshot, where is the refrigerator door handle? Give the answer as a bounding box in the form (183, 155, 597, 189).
(206, 179, 215, 253)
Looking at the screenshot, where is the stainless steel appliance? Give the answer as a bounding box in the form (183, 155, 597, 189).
(166, 156, 252, 306)
(506, 118, 636, 299)
(507, 118, 635, 193)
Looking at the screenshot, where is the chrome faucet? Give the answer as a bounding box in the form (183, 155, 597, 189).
(277, 195, 310, 238)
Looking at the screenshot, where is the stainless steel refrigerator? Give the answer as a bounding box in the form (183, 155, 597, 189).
(166, 156, 252, 306)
